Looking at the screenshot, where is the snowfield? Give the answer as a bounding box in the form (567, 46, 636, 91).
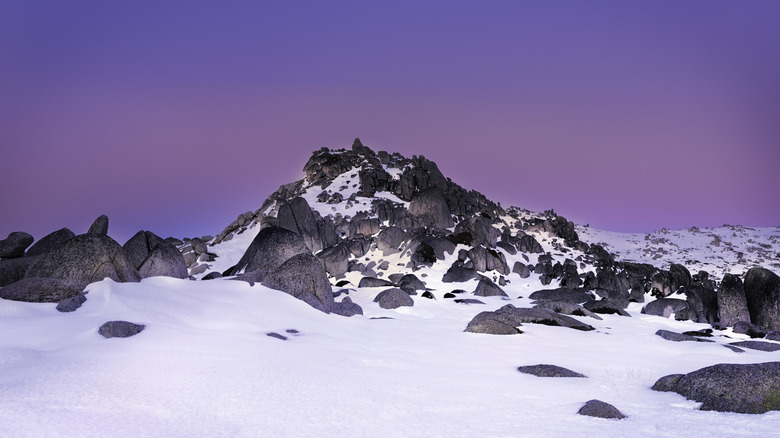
(2, 259, 779, 437)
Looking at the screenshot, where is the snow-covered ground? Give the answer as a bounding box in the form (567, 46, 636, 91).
(2, 257, 779, 437)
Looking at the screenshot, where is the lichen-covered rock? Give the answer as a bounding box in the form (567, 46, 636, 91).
(26, 228, 75, 257)
(262, 253, 334, 313)
(651, 362, 780, 414)
(87, 215, 109, 235)
(123, 230, 188, 279)
(472, 276, 507, 297)
(517, 364, 586, 378)
(98, 321, 145, 338)
(409, 188, 454, 230)
(0, 231, 34, 259)
(225, 226, 309, 277)
(718, 273, 751, 327)
(0, 278, 87, 302)
(744, 268, 780, 331)
(577, 400, 626, 419)
(25, 234, 141, 284)
(373, 288, 414, 309)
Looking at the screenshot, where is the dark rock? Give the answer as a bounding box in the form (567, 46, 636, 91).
(225, 226, 309, 278)
(465, 304, 594, 334)
(594, 268, 629, 305)
(468, 246, 509, 275)
(528, 288, 592, 304)
(0, 278, 87, 302)
(409, 188, 454, 230)
(454, 217, 500, 248)
(515, 234, 543, 254)
(123, 231, 188, 279)
(512, 262, 531, 278)
(442, 262, 478, 283)
(577, 400, 626, 419)
(263, 253, 334, 312)
(56, 293, 87, 312)
(359, 277, 395, 288)
(517, 364, 586, 378)
(331, 296, 363, 317)
(655, 329, 714, 343)
(374, 288, 414, 309)
(584, 299, 631, 316)
(641, 298, 690, 319)
(744, 267, 780, 331)
(472, 276, 508, 297)
(201, 272, 223, 280)
(497, 240, 517, 255)
(421, 291, 435, 299)
(464, 306, 524, 335)
(0, 256, 37, 287)
(25, 228, 76, 257)
(733, 321, 769, 338)
(376, 226, 408, 255)
(397, 274, 426, 292)
(317, 244, 350, 278)
(534, 301, 603, 320)
(587, 244, 614, 267)
(729, 341, 780, 352)
(0, 232, 34, 258)
(455, 298, 485, 305)
(190, 238, 208, 254)
(98, 321, 145, 338)
(669, 263, 692, 291)
(266, 332, 288, 341)
(718, 274, 751, 327)
(684, 285, 719, 324)
(651, 271, 673, 297)
(25, 234, 141, 284)
(652, 362, 780, 413)
(87, 215, 109, 235)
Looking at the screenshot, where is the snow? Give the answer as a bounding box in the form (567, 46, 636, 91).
(2, 263, 780, 436)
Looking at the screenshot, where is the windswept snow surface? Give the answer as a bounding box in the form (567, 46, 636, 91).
(2, 270, 780, 437)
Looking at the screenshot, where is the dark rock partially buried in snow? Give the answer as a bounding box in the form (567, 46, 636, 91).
(641, 298, 690, 319)
(123, 230, 188, 279)
(577, 400, 626, 419)
(0, 278, 87, 303)
(374, 288, 414, 309)
(262, 253, 335, 313)
(331, 296, 364, 317)
(534, 301, 603, 320)
(717, 274, 751, 327)
(98, 321, 145, 338)
(744, 267, 780, 331)
(655, 329, 714, 343)
(25, 234, 141, 284)
(464, 304, 594, 335)
(442, 262, 478, 283)
(225, 226, 309, 278)
(528, 288, 592, 304)
(472, 276, 507, 297)
(358, 277, 394, 288)
(517, 364, 586, 378)
(729, 341, 780, 352)
(652, 362, 780, 414)
(0, 231, 34, 259)
(56, 293, 87, 312)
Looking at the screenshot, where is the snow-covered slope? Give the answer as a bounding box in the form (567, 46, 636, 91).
(2, 141, 779, 437)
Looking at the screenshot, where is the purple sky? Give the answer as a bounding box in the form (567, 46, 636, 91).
(2, 1, 779, 244)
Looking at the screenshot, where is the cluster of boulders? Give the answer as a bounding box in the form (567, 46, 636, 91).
(223, 226, 362, 316)
(0, 216, 188, 312)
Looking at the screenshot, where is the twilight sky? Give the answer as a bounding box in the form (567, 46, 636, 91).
(2, 1, 779, 244)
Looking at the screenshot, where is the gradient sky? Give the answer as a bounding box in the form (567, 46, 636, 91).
(2, 1, 779, 244)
